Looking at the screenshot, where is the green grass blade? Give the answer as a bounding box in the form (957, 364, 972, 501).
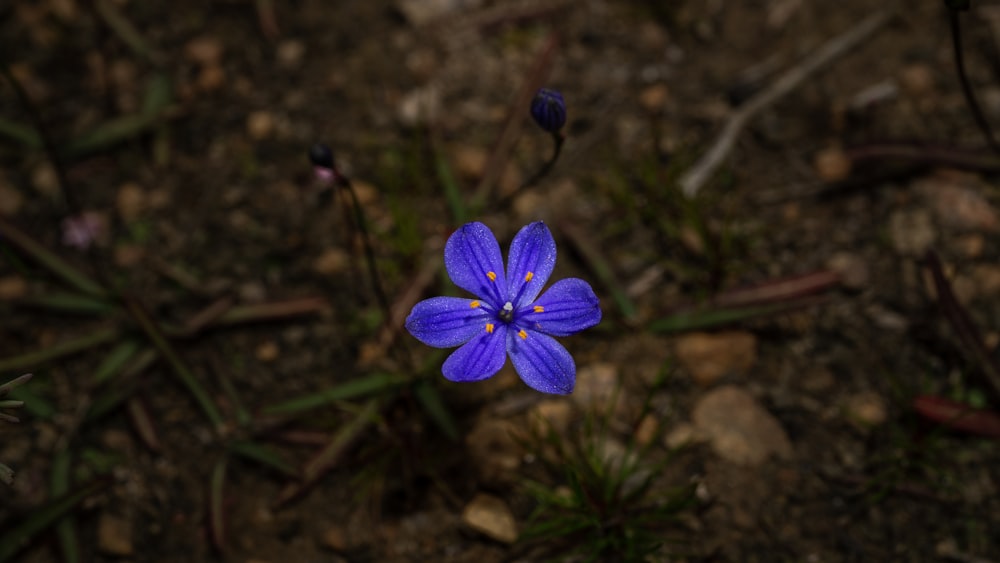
(92, 340, 140, 385)
(64, 113, 162, 157)
(15, 293, 117, 315)
(413, 381, 459, 441)
(50, 449, 80, 563)
(0, 326, 119, 373)
(125, 296, 224, 430)
(208, 457, 227, 554)
(0, 478, 111, 562)
(434, 149, 466, 223)
(8, 385, 55, 419)
(0, 117, 41, 147)
(0, 217, 107, 298)
(142, 73, 171, 115)
(262, 373, 407, 416)
(559, 221, 636, 320)
(228, 441, 297, 478)
(94, 0, 157, 63)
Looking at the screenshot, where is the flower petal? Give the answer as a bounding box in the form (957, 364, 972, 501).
(505, 221, 557, 307)
(442, 324, 508, 382)
(507, 330, 575, 394)
(518, 278, 601, 336)
(445, 222, 507, 306)
(405, 296, 491, 348)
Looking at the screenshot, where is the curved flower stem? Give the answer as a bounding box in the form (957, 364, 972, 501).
(338, 176, 393, 327)
(949, 6, 1000, 154)
(495, 131, 565, 210)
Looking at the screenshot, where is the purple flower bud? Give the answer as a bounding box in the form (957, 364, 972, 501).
(308, 143, 335, 170)
(530, 88, 566, 133)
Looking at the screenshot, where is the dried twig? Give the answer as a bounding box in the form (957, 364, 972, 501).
(679, 10, 894, 197)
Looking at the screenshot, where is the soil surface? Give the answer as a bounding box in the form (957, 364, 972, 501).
(2, 1, 1000, 562)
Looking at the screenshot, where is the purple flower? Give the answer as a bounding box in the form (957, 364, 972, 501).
(405, 222, 601, 394)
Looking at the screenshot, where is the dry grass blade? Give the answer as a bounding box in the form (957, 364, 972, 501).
(924, 251, 1000, 404)
(680, 9, 894, 197)
(273, 399, 379, 507)
(912, 395, 1000, 439)
(713, 270, 840, 307)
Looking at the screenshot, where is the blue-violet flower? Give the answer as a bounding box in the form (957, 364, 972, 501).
(405, 221, 601, 394)
(530, 88, 567, 133)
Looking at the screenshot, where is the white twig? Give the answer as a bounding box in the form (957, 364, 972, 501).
(680, 10, 894, 198)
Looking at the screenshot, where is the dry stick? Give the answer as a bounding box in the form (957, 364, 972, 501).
(679, 10, 894, 198)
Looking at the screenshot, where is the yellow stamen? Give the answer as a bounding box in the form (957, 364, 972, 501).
(525, 271, 534, 282)
(518, 329, 527, 340)
(486, 323, 495, 334)
(470, 300, 480, 308)
(487, 271, 497, 281)
(533, 305, 544, 313)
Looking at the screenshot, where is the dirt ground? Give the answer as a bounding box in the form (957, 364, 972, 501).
(2, 0, 1000, 561)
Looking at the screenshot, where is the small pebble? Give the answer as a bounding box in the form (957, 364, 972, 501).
(246, 111, 275, 140)
(0, 276, 28, 300)
(98, 513, 134, 556)
(185, 36, 224, 65)
(461, 493, 518, 544)
(0, 181, 24, 215)
(255, 341, 280, 362)
(844, 392, 888, 427)
(675, 331, 757, 387)
(116, 182, 145, 223)
(277, 39, 306, 68)
(813, 146, 851, 182)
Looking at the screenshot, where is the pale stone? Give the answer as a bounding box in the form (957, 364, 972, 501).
(465, 417, 522, 483)
(116, 182, 145, 222)
(98, 513, 133, 556)
(255, 341, 280, 362)
(664, 422, 705, 449)
(185, 36, 224, 65)
(313, 248, 349, 275)
(692, 386, 793, 465)
(321, 525, 349, 551)
(914, 173, 999, 233)
(813, 146, 851, 182)
(675, 331, 757, 387)
(31, 163, 59, 199)
(899, 63, 935, 95)
(844, 392, 888, 426)
(452, 146, 488, 181)
(247, 111, 275, 140)
(0, 180, 24, 215)
(888, 209, 936, 256)
(462, 493, 517, 544)
(825, 252, 869, 290)
(527, 399, 572, 436)
(276, 39, 306, 68)
(639, 84, 670, 113)
(0, 276, 28, 300)
(571, 363, 620, 412)
(197, 64, 226, 92)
